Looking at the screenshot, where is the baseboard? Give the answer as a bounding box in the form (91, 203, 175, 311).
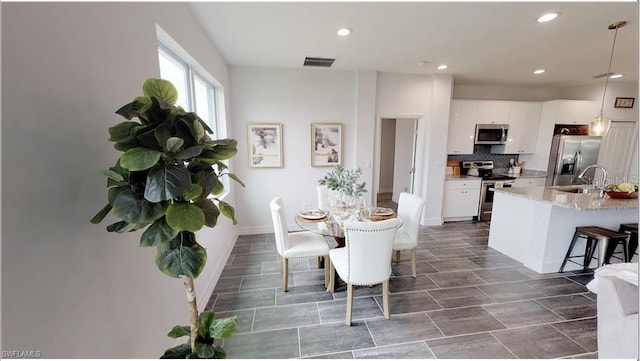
(238, 225, 274, 235)
(378, 188, 393, 194)
(423, 217, 443, 226)
(199, 228, 239, 312)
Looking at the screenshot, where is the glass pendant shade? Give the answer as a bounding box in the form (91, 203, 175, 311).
(589, 111, 611, 136)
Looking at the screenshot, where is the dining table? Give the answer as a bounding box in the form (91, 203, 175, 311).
(295, 207, 398, 248)
(295, 206, 400, 292)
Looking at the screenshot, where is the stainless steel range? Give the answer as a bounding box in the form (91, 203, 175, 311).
(461, 161, 516, 221)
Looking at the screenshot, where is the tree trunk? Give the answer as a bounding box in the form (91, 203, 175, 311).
(182, 276, 199, 353)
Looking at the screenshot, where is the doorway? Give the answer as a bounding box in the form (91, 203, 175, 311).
(377, 117, 418, 209)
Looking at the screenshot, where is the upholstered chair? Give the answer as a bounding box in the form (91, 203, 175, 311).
(328, 218, 401, 325)
(392, 192, 425, 278)
(270, 197, 330, 292)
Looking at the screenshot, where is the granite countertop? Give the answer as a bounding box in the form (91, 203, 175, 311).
(493, 168, 547, 179)
(494, 186, 638, 211)
(446, 174, 482, 181)
(447, 169, 547, 181)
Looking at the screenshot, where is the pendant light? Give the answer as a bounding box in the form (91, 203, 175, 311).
(589, 21, 626, 137)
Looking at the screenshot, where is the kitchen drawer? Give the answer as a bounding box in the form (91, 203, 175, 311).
(445, 179, 482, 190)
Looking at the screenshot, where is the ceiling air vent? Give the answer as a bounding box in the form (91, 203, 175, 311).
(303, 57, 335, 67)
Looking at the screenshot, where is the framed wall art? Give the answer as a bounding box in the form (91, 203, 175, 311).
(247, 123, 283, 168)
(311, 123, 343, 167)
(614, 97, 635, 108)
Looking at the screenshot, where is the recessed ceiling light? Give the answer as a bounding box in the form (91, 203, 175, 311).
(609, 73, 623, 79)
(537, 13, 559, 23)
(436, 64, 448, 70)
(533, 69, 546, 75)
(337, 27, 352, 37)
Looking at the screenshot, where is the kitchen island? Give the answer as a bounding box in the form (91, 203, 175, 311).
(488, 186, 638, 273)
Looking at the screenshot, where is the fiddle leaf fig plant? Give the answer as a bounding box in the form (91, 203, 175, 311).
(91, 78, 244, 358)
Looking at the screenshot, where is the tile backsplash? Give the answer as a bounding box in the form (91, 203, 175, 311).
(447, 145, 519, 169)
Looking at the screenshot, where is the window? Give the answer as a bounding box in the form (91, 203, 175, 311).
(157, 36, 231, 197)
(158, 43, 218, 136)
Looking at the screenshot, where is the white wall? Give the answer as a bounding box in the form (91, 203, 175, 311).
(230, 67, 357, 234)
(2, 3, 238, 358)
(375, 72, 453, 225)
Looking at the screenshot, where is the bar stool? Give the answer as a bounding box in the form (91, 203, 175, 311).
(559, 226, 630, 272)
(619, 223, 638, 260)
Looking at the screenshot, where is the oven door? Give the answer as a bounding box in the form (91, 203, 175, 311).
(479, 181, 514, 221)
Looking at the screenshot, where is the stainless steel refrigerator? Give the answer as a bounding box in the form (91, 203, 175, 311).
(545, 135, 602, 186)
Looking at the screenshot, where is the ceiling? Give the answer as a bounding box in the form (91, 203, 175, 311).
(189, 2, 639, 88)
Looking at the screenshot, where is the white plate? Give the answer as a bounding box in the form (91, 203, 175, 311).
(371, 207, 394, 216)
(299, 210, 328, 220)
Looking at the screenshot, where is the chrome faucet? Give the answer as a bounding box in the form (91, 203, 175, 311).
(577, 164, 608, 198)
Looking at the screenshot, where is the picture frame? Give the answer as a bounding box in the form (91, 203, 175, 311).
(247, 123, 283, 168)
(614, 97, 635, 108)
(311, 123, 343, 167)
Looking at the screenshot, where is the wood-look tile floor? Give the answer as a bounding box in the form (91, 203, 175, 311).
(205, 221, 598, 359)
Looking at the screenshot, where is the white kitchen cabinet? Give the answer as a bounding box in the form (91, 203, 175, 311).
(476, 100, 510, 124)
(492, 101, 542, 154)
(512, 177, 546, 188)
(443, 179, 482, 220)
(447, 100, 477, 155)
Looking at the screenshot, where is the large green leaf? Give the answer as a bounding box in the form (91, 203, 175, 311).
(112, 189, 165, 224)
(209, 316, 237, 339)
(209, 139, 238, 160)
(194, 343, 215, 359)
(175, 145, 205, 160)
(166, 203, 205, 232)
(107, 162, 130, 186)
(141, 217, 179, 247)
(217, 200, 237, 225)
(199, 311, 216, 339)
(165, 137, 184, 153)
(155, 232, 206, 278)
(167, 325, 191, 339)
(183, 184, 203, 201)
(90, 204, 112, 224)
(108, 121, 142, 143)
(144, 78, 178, 105)
(192, 119, 205, 143)
(192, 169, 218, 196)
(119, 147, 161, 171)
(144, 164, 192, 203)
(101, 169, 125, 183)
(160, 343, 192, 359)
(194, 199, 220, 228)
(108, 186, 128, 205)
(226, 173, 245, 188)
(106, 220, 134, 233)
(115, 97, 150, 120)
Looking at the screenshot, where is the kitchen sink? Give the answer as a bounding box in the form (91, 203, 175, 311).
(553, 186, 593, 194)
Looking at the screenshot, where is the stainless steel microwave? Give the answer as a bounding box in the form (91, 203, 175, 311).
(475, 124, 509, 144)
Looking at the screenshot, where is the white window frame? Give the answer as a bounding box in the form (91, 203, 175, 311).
(157, 42, 218, 135)
(157, 27, 232, 200)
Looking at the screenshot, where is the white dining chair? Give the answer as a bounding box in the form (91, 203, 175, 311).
(392, 192, 425, 278)
(270, 197, 330, 292)
(328, 218, 401, 325)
